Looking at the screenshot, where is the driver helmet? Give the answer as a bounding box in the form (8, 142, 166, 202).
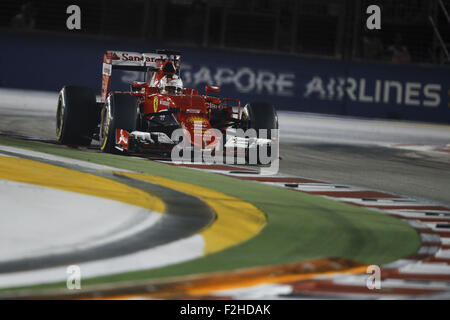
(159, 75, 183, 95)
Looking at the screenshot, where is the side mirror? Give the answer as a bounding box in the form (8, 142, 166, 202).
(205, 86, 220, 94)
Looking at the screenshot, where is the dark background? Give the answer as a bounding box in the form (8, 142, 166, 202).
(1, 0, 449, 66)
(0, 0, 449, 123)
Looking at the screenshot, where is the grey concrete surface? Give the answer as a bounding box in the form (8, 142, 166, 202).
(279, 112, 450, 205)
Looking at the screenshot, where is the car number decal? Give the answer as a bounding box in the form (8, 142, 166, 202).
(154, 96, 158, 112)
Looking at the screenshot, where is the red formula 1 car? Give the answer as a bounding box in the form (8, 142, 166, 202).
(56, 49, 278, 162)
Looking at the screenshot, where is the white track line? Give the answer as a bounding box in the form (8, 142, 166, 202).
(334, 198, 418, 205)
(420, 233, 442, 243)
(0, 145, 131, 172)
(211, 283, 293, 299)
(398, 263, 450, 275)
(435, 249, 450, 259)
(333, 275, 450, 290)
(404, 220, 430, 229)
(382, 259, 421, 269)
(416, 246, 441, 256)
(0, 234, 204, 289)
(385, 210, 450, 220)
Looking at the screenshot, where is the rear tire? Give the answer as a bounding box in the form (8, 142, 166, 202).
(99, 94, 138, 153)
(56, 86, 98, 146)
(242, 102, 279, 164)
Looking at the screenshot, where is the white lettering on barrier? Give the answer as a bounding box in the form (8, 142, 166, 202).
(181, 65, 295, 97)
(304, 76, 442, 107)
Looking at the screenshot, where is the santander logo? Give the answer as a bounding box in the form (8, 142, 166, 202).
(118, 129, 128, 144)
(120, 52, 157, 63)
(111, 52, 121, 61)
(115, 129, 129, 150)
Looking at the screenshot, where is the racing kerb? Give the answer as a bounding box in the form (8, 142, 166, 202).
(3, 136, 424, 298)
(0, 142, 266, 291)
(149, 162, 450, 299)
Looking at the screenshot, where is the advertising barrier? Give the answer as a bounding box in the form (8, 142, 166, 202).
(1, 31, 449, 123)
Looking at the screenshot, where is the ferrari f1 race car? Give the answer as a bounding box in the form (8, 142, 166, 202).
(56, 49, 278, 164)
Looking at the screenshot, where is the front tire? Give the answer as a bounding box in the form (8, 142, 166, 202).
(99, 94, 138, 153)
(242, 102, 278, 138)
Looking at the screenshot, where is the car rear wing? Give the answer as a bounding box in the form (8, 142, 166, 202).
(101, 50, 181, 102)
